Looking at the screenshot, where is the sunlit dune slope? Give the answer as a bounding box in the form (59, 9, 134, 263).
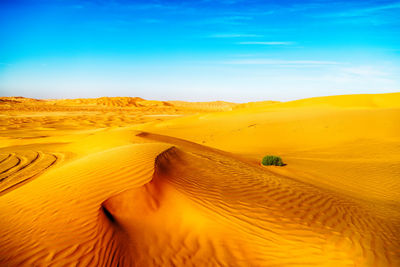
(271, 92, 400, 109)
(2, 132, 398, 266)
(139, 93, 400, 217)
(141, 93, 400, 152)
(0, 92, 399, 266)
(0, 141, 171, 266)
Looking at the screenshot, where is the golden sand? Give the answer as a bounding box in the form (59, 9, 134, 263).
(0, 93, 399, 266)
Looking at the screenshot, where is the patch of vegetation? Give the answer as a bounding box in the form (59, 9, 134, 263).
(262, 155, 284, 166)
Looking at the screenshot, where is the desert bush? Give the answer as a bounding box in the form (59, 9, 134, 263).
(262, 155, 284, 166)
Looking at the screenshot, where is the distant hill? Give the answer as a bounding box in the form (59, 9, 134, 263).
(0, 96, 239, 112)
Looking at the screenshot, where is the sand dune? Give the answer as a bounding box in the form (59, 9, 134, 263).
(0, 142, 171, 266)
(166, 100, 237, 111)
(139, 93, 400, 217)
(0, 93, 399, 266)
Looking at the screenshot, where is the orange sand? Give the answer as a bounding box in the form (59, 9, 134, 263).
(0, 93, 399, 266)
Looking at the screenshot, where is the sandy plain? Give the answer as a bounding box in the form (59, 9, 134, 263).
(0, 93, 399, 266)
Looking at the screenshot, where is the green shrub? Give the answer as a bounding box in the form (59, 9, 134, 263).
(262, 155, 284, 166)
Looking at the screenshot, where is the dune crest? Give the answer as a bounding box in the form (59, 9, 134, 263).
(100, 147, 242, 266)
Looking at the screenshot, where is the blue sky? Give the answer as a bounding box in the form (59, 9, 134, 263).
(0, 0, 399, 101)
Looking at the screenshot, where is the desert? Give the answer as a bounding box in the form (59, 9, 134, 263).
(2, 1, 400, 265)
(0, 93, 399, 266)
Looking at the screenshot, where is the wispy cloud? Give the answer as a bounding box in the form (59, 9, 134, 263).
(208, 33, 263, 38)
(319, 2, 400, 18)
(238, 41, 294, 45)
(221, 59, 341, 65)
(341, 66, 388, 76)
